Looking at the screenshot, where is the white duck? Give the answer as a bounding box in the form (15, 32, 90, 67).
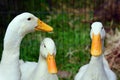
(20, 38, 58, 80)
(0, 12, 53, 80)
(74, 22, 117, 80)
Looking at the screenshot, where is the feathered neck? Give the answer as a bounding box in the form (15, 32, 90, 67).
(30, 54, 49, 80)
(1, 28, 25, 64)
(89, 55, 104, 65)
(81, 55, 108, 80)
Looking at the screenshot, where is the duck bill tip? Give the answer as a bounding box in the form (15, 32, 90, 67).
(47, 54, 57, 74)
(35, 19, 53, 32)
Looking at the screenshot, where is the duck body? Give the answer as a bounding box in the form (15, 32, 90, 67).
(21, 56, 58, 80)
(0, 12, 53, 80)
(75, 55, 116, 80)
(20, 38, 58, 80)
(0, 63, 20, 80)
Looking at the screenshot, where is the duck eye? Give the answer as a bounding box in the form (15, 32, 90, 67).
(27, 17, 31, 21)
(44, 44, 46, 48)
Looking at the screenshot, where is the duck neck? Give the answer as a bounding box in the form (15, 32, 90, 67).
(88, 38, 105, 69)
(83, 55, 108, 80)
(89, 55, 104, 68)
(32, 54, 48, 79)
(1, 29, 24, 64)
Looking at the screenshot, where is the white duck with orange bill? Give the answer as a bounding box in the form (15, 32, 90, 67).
(20, 38, 58, 80)
(74, 22, 116, 80)
(0, 12, 53, 80)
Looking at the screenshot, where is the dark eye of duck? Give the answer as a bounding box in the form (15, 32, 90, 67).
(44, 44, 46, 48)
(27, 17, 31, 21)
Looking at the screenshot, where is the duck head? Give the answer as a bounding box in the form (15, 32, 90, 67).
(40, 38, 57, 74)
(90, 22, 105, 57)
(7, 12, 53, 36)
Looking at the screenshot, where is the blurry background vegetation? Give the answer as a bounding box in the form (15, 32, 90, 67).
(0, 0, 120, 80)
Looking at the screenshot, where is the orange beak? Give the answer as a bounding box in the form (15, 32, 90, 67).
(46, 53, 57, 74)
(91, 33, 102, 57)
(35, 19, 53, 32)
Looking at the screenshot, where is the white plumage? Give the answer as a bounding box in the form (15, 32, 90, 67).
(20, 38, 58, 80)
(0, 12, 53, 80)
(74, 22, 116, 80)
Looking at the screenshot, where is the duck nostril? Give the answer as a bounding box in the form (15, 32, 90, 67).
(40, 21, 42, 24)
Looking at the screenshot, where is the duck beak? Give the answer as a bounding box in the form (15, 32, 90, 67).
(91, 33, 102, 57)
(35, 19, 53, 32)
(46, 53, 57, 74)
